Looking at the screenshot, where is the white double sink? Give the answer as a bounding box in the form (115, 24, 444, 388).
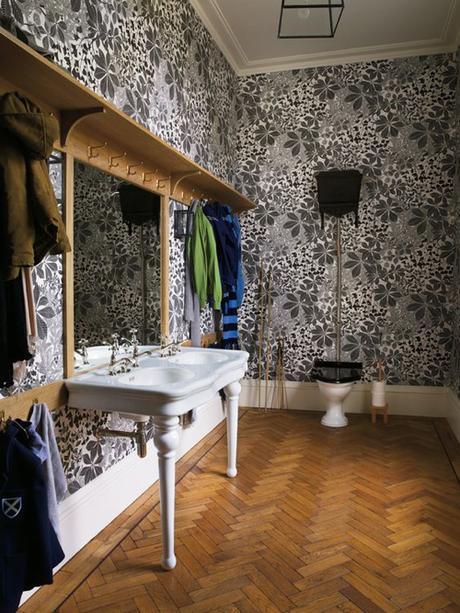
(65, 347, 248, 570)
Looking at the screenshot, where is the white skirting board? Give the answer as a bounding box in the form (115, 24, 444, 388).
(240, 379, 459, 433)
(21, 394, 226, 605)
(446, 387, 460, 441)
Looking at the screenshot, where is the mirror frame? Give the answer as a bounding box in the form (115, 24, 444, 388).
(61, 151, 170, 378)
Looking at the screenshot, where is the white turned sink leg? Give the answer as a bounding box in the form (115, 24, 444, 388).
(224, 380, 241, 478)
(153, 415, 180, 570)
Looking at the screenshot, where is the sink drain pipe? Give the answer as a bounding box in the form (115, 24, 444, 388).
(97, 421, 148, 458)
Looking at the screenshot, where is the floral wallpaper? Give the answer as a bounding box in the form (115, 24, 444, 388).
(452, 50, 460, 397)
(235, 54, 457, 386)
(73, 162, 161, 347)
(0, 0, 238, 493)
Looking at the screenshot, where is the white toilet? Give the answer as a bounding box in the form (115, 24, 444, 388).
(317, 380, 354, 427)
(312, 360, 362, 428)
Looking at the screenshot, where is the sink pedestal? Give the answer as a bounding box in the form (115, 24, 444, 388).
(152, 380, 241, 570)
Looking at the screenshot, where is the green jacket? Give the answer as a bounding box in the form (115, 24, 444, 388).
(188, 206, 222, 310)
(0, 92, 71, 280)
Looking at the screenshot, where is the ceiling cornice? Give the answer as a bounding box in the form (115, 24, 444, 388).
(190, 0, 460, 76)
(190, 0, 243, 73)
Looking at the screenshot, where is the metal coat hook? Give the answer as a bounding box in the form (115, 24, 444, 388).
(127, 161, 143, 176)
(87, 141, 107, 160)
(157, 176, 170, 189)
(108, 152, 127, 168)
(142, 170, 156, 183)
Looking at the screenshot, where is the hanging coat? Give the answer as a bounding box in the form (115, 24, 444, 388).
(203, 203, 239, 291)
(188, 207, 222, 310)
(0, 421, 64, 612)
(0, 275, 32, 388)
(0, 91, 70, 281)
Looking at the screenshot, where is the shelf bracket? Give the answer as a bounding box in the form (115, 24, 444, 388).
(60, 107, 105, 147)
(170, 170, 201, 195)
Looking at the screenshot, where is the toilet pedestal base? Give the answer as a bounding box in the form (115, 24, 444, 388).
(321, 404, 348, 428)
(317, 380, 353, 428)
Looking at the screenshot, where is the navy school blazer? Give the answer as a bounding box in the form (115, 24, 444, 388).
(0, 421, 64, 612)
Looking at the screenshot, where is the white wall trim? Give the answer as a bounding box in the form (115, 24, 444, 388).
(446, 387, 460, 442)
(237, 43, 457, 76)
(190, 0, 242, 73)
(21, 395, 226, 605)
(241, 379, 451, 418)
(191, 0, 460, 76)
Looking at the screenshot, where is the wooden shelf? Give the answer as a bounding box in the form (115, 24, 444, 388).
(0, 27, 255, 212)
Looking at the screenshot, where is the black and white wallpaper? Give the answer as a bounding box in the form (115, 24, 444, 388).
(73, 162, 161, 346)
(235, 55, 458, 388)
(453, 50, 460, 397)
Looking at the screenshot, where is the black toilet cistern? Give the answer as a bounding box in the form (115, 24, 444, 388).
(312, 169, 363, 384)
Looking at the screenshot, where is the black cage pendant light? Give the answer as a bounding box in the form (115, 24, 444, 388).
(278, 0, 344, 39)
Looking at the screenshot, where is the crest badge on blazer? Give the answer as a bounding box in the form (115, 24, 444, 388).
(2, 496, 22, 519)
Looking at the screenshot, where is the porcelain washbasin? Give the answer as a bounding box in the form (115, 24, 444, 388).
(65, 347, 249, 417)
(117, 366, 194, 386)
(74, 345, 110, 367)
(168, 350, 229, 366)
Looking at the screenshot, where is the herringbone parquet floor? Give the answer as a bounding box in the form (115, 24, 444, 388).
(25, 411, 460, 612)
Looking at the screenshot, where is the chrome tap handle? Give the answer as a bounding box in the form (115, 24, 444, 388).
(109, 333, 120, 371)
(160, 334, 170, 349)
(77, 338, 89, 364)
(160, 334, 170, 357)
(111, 333, 120, 353)
(129, 328, 139, 365)
(109, 346, 117, 369)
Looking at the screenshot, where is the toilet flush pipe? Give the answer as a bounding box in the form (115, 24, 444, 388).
(140, 225, 147, 345)
(336, 217, 342, 364)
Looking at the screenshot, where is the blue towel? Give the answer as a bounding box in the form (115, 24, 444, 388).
(29, 403, 68, 536)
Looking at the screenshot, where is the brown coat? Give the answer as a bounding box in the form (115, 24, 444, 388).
(0, 91, 70, 280)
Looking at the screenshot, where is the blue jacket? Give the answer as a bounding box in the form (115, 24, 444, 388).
(0, 421, 64, 612)
(203, 203, 244, 303)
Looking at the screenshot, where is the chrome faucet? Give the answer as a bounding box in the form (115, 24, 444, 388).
(109, 333, 120, 373)
(159, 335, 185, 358)
(76, 339, 89, 364)
(109, 356, 137, 376)
(121, 328, 140, 367)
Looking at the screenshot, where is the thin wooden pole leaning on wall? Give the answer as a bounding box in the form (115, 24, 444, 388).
(160, 194, 170, 340)
(63, 152, 75, 377)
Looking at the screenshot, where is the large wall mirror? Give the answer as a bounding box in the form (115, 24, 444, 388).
(73, 162, 162, 370)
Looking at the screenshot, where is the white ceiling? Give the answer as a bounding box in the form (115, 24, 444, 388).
(190, 0, 460, 75)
